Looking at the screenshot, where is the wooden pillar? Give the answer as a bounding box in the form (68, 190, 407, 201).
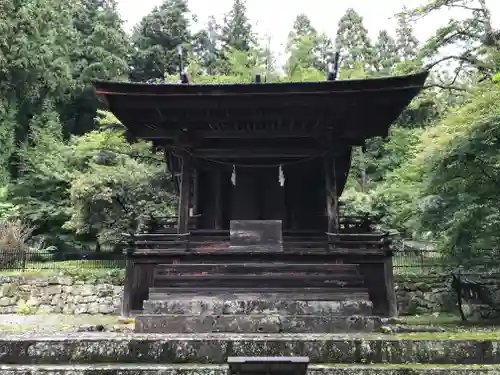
(177, 150, 192, 234)
(324, 153, 339, 233)
(192, 168, 199, 215)
(214, 169, 223, 229)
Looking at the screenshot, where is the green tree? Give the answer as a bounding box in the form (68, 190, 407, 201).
(9, 102, 72, 235)
(65, 123, 175, 246)
(262, 35, 278, 80)
(413, 83, 500, 252)
(395, 12, 419, 62)
(224, 47, 266, 79)
(314, 33, 335, 73)
(192, 16, 224, 75)
(221, 0, 254, 52)
(285, 35, 320, 79)
(0, 101, 17, 185)
(0, 0, 76, 178)
(130, 0, 192, 81)
(72, 0, 130, 81)
(373, 30, 399, 76)
(67, 0, 131, 136)
(10, 106, 176, 249)
(335, 8, 374, 71)
(404, 0, 500, 84)
(291, 13, 316, 37)
(285, 14, 332, 79)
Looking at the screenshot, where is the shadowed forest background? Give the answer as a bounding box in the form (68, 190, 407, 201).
(0, 0, 499, 263)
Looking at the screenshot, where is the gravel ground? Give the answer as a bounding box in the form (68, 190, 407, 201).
(0, 314, 124, 334)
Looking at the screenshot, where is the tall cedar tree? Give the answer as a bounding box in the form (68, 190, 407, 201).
(335, 8, 374, 191)
(395, 13, 419, 61)
(335, 8, 374, 71)
(130, 0, 192, 81)
(192, 16, 225, 75)
(73, 0, 130, 82)
(0, 0, 75, 178)
(286, 14, 334, 77)
(290, 13, 317, 39)
(221, 0, 254, 52)
(67, 0, 131, 135)
(373, 30, 399, 76)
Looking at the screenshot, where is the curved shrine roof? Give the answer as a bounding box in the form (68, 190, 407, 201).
(94, 71, 429, 143)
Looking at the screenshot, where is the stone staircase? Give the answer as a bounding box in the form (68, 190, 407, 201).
(134, 262, 381, 333)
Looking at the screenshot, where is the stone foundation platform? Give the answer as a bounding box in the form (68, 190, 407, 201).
(135, 314, 381, 333)
(1, 333, 500, 364)
(1, 364, 500, 375)
(137, 296, 377, 333)
(1, 333, 500, 375)
(142, 298, 373, 316)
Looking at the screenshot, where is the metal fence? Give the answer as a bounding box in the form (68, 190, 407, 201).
(0, 248, 499, 274)
(0, 249, 125, 273)
(393, 248, 500, 274)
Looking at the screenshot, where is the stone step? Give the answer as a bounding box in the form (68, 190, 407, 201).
(0, 333, 498, 364)
(142, 299, 373, 316)
(152, 274, 365, 288)
(1, 364, 497, 375)
(148, 290, 370, 301)
(154, 263, 361, 274)
(133, 248, 382, 254)
(134, 314, 381, 333)
(133, 239, 326, 246)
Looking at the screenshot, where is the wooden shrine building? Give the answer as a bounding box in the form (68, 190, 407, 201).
(95, 71, 428, 327)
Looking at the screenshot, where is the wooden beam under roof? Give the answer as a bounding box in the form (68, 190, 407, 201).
(116, 109, 335, 125)
(194, 148, 322, 159)
(126, 129, 323, 140)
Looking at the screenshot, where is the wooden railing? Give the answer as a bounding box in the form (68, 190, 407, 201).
(145, 215, 201, 232)
(326, 232, 392, 251)
(144, 214, 378, 233)
(122, 214, 387, 254)
(123, 232, 191, 253)
(339, 215, 379, 233)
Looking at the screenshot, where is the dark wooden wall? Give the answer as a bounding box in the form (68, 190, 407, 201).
(197, 166, 232, 229)
(284, 160, 325, 230)
(230, 167, 286, 222)
(196, 159, 328, 231)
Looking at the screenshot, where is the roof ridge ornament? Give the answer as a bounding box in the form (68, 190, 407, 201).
(327, 51, 341, 81)
(177, 44, 184, 82)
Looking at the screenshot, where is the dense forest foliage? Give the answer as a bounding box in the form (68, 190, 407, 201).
(0, 0, 499, 257)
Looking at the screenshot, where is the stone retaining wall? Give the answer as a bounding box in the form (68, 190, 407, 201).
(396, 274, 453, 315)
(1, 274, 500, 315)
(0, 276, 122, 314)
(396, 273, 500, 316)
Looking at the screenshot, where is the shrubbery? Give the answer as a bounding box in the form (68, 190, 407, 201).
(0, 220, 34, 270)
